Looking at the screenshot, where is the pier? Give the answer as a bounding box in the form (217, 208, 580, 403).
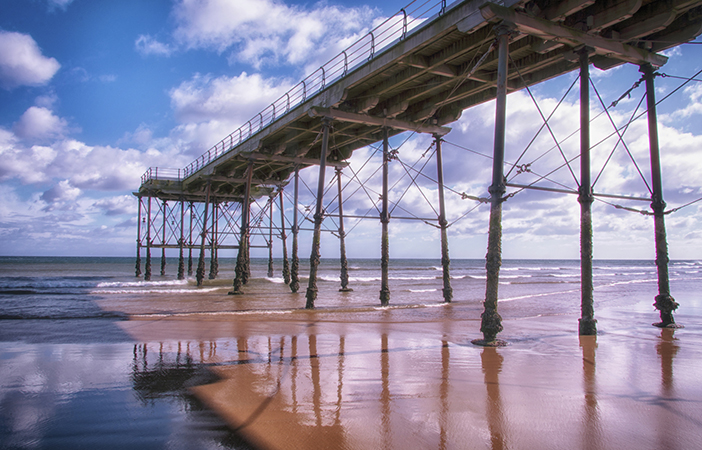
(135, 0, 702, 344)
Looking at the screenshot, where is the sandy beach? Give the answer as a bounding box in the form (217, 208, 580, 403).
(2, 258, 701, 449)
(113, 290, 702, 449)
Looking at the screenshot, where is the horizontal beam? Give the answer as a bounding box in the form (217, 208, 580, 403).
(506, 182, 652, 201)
(480, 4, 668, 67)
(309, 107, 452, 136)
(243, 151, 349, 168)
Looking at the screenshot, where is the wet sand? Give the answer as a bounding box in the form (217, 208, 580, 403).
(110, 292, 702, 450)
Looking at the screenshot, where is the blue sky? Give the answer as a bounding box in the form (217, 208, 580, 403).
(1, 0, 701, 260)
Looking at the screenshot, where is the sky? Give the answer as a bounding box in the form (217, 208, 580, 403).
(0, 0, 701, 261)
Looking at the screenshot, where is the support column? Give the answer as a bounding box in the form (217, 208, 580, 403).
(196, 183, 211, 287)
(379, 127, 391, 306)
(178, 199, 185, 280)
(145, 196, 152, 281)
(435, 135, 452, 302)
(209, 202, 219, 280)
(280, 189, 291, 285)
(187, 202, 194, 276)
(306, 118, 331, 309)
(336, 167, 352, 292)
(160, 200, 167, 276)
(473, 24, 512, 346)
(135, 195, 142, 277)
(290, 167, 301, 293)
(641, 64, 680, 328)
(579, 48, 597, 336)
(268, 194, 275, 278)
(230, 162, 254, 295)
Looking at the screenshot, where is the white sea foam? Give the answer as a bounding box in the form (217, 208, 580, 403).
(499, 287, 580, 302)
(97, 279, 189, 288)
(409, 288, 438, 293)
(91, 287, 221, 294)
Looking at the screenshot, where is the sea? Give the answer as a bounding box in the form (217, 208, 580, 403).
(1, 256, 700, 449)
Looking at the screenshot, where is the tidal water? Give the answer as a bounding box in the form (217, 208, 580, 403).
(1, 256, 700, 449)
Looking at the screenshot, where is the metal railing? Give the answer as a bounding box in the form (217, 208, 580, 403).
(141, 0, 450, 185)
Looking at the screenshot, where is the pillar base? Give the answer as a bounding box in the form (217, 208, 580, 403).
(305, 288, 317, 309)
(339, 287, 354, 292)
(578, 318, 598, 336)
(442, 287, 453, 303)
(228, 289, 244, 295)
(471, 338, 508, 347)
(379, 288, 390, 307)
(653, 322, 684, 329)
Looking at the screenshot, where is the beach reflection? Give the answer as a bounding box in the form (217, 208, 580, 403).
(481, 347, 507, 450)
(579, 335, 602, 450)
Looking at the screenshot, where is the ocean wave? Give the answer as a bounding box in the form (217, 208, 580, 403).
(499, 287, 580, 302)
(91, 287, 221, 294)
(0, 311, 128, 320)
(96, 279, 190, 288)
(408, 288, 438, 293)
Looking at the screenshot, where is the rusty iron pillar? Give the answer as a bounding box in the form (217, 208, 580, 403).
(230, 162, 254, 294)
(195, 182, 211, 287)
(268, 193, 275, 278)
(306, 118, 331, 309)
(473, 24, 512, 347)
(290, 166, 301, 293)
(135, 195, 142, 278)
(187, 202, 194, 276)
(641, 64, 681, 328)
(578, 48, 597, 336)
(177, 199, 185, 280)
(160, 200, 167, 276)
(435, 135, 452, 303)
(336, 167, 353, 292)
(145, 196, 152, 281)
(279, 188, 291, 285)
(379, 127, 391, 306)
(208, 202, 219, 280)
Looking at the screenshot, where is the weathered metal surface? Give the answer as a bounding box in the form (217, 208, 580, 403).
(474, 25, 511, 346)
(578, 49, 597, 336)
(642, 64, 681, 328)
(380, 127, 391, 307)
(336, 167, 352, 292)
(279, 189, 291, 285)
(435, 136, 453, 303)
(305, 120, 331, 309)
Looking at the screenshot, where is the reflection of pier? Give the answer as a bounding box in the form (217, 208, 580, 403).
(135, 0, 701, 341)
(123, 318, 699, 450)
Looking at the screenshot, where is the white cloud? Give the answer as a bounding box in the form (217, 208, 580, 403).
(135, 35, 174, 57)
(170, 72, 292, 124)
(172, 0, 374, 68)
(46, 0, 75, 11)
(0, 31, 60, 89)
(12, 106, 68, 142)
